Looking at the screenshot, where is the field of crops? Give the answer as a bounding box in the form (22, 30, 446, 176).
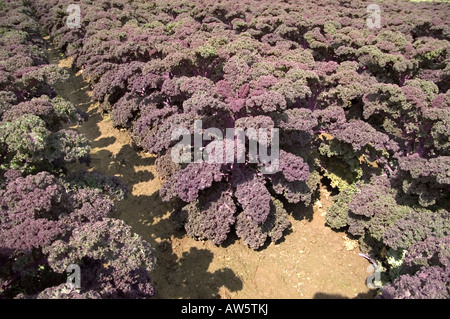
(0, 0, 449, 300)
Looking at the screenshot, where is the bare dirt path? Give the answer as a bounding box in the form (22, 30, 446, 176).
(46, 41, 377, 299)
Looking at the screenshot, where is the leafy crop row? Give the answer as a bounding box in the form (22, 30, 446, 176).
(0, 0, 156, 299)
(28, 0, 450, 298)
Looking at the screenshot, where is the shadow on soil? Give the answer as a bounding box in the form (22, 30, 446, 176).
(154, 244, 243, 299)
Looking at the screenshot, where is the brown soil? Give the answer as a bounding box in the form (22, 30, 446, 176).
(47, 43, 377, 299)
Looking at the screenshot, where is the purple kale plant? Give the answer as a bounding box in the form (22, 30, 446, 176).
(0, 171, 156, 299)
